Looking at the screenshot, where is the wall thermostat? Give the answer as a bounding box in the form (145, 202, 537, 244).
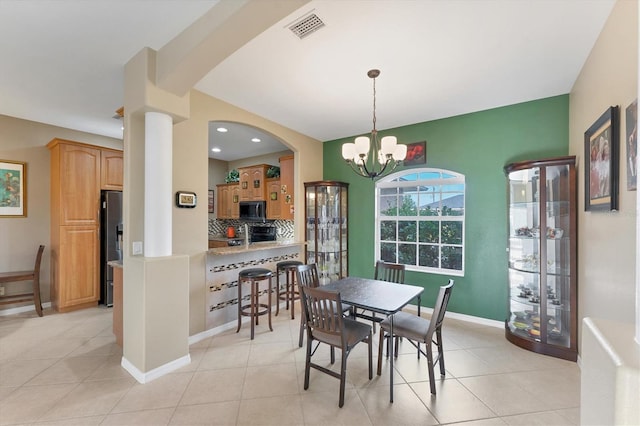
(176, 191, 197, 208)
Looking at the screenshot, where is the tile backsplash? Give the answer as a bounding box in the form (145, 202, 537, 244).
(209, 219, 294, 240)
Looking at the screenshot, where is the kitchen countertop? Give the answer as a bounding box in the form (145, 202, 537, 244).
(208, 240, 304, 255)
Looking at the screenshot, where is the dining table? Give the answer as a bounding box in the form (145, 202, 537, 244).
(322, 276, 424, 402)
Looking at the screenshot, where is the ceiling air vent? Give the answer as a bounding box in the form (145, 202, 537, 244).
(289, 13, 325, 39)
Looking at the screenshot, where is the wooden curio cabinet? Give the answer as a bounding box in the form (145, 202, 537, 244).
(304, 181, 348, 284)
(504, 156, 577, 361)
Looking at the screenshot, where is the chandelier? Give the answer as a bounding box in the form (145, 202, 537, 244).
(341, 69, 407, 179)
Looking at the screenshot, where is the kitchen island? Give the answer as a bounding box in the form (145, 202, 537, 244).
(206, 240, 304, 330)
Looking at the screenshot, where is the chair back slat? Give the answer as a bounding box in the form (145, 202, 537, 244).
(296, 264, 320, 289)
(427, 279, 455, 337)
(34, 245, 45, 276)
(374, 260, 405, 284)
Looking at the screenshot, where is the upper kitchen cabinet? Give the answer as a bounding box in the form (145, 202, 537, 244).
(101, 149, 123, 190)
(266, 178, 281, 219)
(239, 164, 269, 201)
(47, 138, 123, 312)
(217, 183, 240, 219)
(279, 155, 294, 220)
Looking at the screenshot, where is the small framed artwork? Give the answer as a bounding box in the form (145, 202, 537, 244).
(584, 106, 619, 211)
(242, 181, 248, 189)
(0, 160, 27, 217)
(625, 99, 637, 191)
(404, 141, 426, 166)
(208, 190, 214, 213)
(233, 194, 239, 203)
(270, 191, 278, 201)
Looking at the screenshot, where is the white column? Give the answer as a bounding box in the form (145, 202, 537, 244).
(144, 112, 173, 257)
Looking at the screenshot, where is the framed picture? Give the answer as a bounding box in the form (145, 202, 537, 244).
(404, 141, 426, 166)
(175, 191, 197, 208)
(270, 191, 278, 201)
(584, 106, 619, 211)
(208, 190, 214, 213)
(625, 99, 637, 191)
(0, 160, 27, 217)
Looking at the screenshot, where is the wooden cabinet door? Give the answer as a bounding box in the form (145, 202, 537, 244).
(217, 184, 230, 218)
(230, 184, 240, 218)
(249, 167, 266, 200)
(279, 155, 294, 220)
(267, 179, 281, 219)
(101, 149, 123, 190)
(58, 225, 99, 310)
(59, 143, 101, 226)
(239, 168, 251, 201)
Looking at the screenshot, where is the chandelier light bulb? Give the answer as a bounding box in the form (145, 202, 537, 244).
(393, 144, 407, 161)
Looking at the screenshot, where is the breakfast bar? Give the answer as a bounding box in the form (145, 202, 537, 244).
(206, 241, 303, 330)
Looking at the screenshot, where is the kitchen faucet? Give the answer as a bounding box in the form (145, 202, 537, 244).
(244, 223, 249, 248)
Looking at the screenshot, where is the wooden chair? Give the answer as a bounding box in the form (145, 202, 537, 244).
(356, 260, 405, 332)
(299, 284, 373, 407)
(377, 279, 454, 395)
(296, 263, 351, 347)
(0, 245, 45, 317)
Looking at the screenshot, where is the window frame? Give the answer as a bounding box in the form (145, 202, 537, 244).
(375, 167, 465, 276)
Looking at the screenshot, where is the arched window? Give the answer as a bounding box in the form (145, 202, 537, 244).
(375, 168, 465, 276)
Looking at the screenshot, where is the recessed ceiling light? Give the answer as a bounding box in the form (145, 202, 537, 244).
(211, 147, 221, 152)
(251, 138, 261, 143)
(216, 127, 228, 133)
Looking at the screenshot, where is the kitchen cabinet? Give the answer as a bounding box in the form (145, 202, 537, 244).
(305, 181, 348, 284)
(101, 149, 123, 190)
(239, 164, 269, 201)
(279, 155, 294, 220)
(48, 138, 118, 312)
(266, 178, 281, 219)
(216, 183, 240, 219)
(504, 156, 577, 361)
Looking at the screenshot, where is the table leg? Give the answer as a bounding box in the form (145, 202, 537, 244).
(389, 313, 394, 403)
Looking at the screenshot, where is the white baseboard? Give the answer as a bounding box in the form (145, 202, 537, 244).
(403, 303, 504, 329)
(121, 353, 191, 384)
(0, 302, 52, 316)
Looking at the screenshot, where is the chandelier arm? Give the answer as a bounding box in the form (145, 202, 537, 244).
(345, 160, 370, 178)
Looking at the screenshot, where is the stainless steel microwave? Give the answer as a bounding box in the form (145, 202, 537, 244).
(239, 201, 267, 222)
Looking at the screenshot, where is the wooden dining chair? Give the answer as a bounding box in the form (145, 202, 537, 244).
(296, 263, 352, 347)
(355, 260, 406, 332)
(0, 245, 45, 317)
(299, 284, 373, 407)
(377, 279, 454, 395)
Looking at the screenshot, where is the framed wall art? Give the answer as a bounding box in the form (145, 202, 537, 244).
(404, 141, 426, 166)
(0, 160, 27, 218)
(584, 106, 619, 211)
(208, 190, 214, 213)
(625, 99, 637, 191)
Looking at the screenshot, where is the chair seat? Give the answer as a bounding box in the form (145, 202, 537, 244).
(277, 261, 303, 270)
(380, 311, 430, 343)
(314, 317, 371, 348)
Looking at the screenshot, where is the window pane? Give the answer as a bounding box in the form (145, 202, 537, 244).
(397, 194, 418, 216)
(442, 246, 463, 270)
(442, 193, 464, 216)
(419, 245, 439, 267)
(398, 243, 416, 265)
(419, 171, 441, 180)
(419, 220, 439, 243)
(398, 221, 416, 242)
(381, 242, 396, 263)
(380, 187, 397, 195)
(380, 195, 398, 215)
(380, 221, 396, 241)
(442, 221, 462, 244)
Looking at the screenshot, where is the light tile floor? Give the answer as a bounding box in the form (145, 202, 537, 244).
(0, 305, 580, 425)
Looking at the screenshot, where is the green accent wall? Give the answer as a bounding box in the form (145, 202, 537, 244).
(322, 95, 569, 322)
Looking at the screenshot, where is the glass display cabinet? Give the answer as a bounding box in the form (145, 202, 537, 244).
(304, 181, 349, 284)
(504, 156, 577, 361)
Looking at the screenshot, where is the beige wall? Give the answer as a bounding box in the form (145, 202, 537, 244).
(569, 0, 638, 332)
(0, 115, 122, 307)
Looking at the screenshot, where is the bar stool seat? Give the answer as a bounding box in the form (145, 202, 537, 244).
(275, 260, 303, 319)
(236, 268, 273, 340)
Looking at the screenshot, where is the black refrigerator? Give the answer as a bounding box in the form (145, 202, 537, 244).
(100, 190, 123, 307)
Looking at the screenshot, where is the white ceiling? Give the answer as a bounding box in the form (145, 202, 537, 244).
(0, 0, 616, 161)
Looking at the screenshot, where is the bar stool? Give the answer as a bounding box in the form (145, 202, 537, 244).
(236, 268, 273, 340)
(275, 260, 303, 319)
